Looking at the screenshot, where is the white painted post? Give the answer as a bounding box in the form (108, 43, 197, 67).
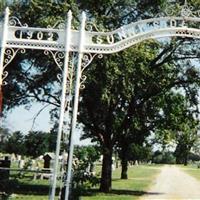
(0, 7, 9, 109)
(64, 12, 86, 200)
(49, 10, 72, 200)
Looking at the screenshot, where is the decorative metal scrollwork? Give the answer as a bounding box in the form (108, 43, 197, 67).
(80, 53, 103, 89)
(2, 48, 26, 85)
(67, 55, 75, 90)
(165, 5, 177, 16)
(2, 71, 8, 85)
(4, 48, 26, 69)
(63, 53, 77, 110)
(9, 16, 28, 27)
(164, 0, 200, 17)
(180, 3, 193, 17)
(47, 20, 65, 30)
(44, 50, 65, 70)
(57, 73, 62, 83)
(44, 50, 65, 84)
(81, 53, 103, 72)
(80, 75, 87, 90)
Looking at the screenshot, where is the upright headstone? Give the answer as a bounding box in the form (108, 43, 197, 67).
(0, 156, 11, 181)
(43, 154, 52, 168)
(18, 159, 25, 169)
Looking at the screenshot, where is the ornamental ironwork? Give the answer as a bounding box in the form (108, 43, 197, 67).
(165, 0, 200, 17)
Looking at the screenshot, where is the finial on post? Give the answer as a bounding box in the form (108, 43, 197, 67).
(184, 0, 188, 6)
(81, 11, 86, 21)
(5, 7, 10, 15)
(67, 10, 72, 19)
(4, 7, 10, 25)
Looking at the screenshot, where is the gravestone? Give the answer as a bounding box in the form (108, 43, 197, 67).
(43, 154, 53, 168)
(0, 156, 11, 181)
(18, 159, 25, 169)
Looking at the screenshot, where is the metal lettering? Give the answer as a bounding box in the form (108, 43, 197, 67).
(27, 31, 33, 39)
(107, 34, 114, 44)
(96, 35, 103, 44)
(170, 19, 177, 27)
(118, 27, 127, 40)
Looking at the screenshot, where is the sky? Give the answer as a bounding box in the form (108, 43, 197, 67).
(4, 103, 91, 145)
(5, 103, 52, 134)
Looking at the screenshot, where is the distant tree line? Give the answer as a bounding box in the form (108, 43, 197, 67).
(0, 129, 57, 158)
(1, 126, 200, 166)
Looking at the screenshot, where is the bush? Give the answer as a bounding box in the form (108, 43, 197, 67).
(61, 145, 100, 200)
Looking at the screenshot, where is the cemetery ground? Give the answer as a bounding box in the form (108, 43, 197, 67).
(180, 164, 200, 181)
(82, 165, 161, 200)
(2, 164, 200, 199)
(1, 164, 161, 200)
(0, 160, 52, 200)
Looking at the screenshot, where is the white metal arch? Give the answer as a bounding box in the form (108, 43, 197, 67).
(83, 17, 200, 54)
(5, 16, 200, 55)
(0, 1, 200, 200)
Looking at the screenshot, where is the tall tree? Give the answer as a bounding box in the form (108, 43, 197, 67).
(79, 37, 200, 188)
(152, 90, 200, 166)
(174, 122, 199, 165)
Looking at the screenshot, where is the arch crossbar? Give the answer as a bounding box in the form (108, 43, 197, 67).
(83, 17, 200, 54)
(4, 16, 200, 54)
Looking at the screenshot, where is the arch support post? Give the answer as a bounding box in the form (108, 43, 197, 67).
(64, 12, 86, 200)
(0, 7, 9, 114)
(49, 10, 72, 200)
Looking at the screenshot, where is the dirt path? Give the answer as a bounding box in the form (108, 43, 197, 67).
(142, 165, 200, 200)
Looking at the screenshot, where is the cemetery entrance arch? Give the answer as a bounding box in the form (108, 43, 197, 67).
(0, 1, 200, 200)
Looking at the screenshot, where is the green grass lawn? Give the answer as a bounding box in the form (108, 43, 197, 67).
(0, 178, 53, 200)
(179, 164, 200, 181)
(0, 161, 60, 200)
(0, 165, 161, 200)
(81, 165, 161, 200)
(0, 171, 59, 200)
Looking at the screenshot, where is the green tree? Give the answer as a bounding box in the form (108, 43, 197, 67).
(119, 143, 152, 163)
(152, 91, 200, 166)
(0, 126, 10, 152)
(80, 36, 200, 184)
(152, 91, 200, 165)
(152, 150, 176, 164)
(3, 131, 25, 155)
(24, 131, 51, 158)
(174, 122, 199, 165)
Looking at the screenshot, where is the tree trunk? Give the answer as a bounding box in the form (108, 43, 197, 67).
(121, 158, 128, 179)
(100, 142, 112, 193)
(120, 144, 128, 179)
(184, 152, 188, 166)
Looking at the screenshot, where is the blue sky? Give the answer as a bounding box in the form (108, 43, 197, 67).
(4, 103, 91, 145)
(5, 103, 52, 134)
